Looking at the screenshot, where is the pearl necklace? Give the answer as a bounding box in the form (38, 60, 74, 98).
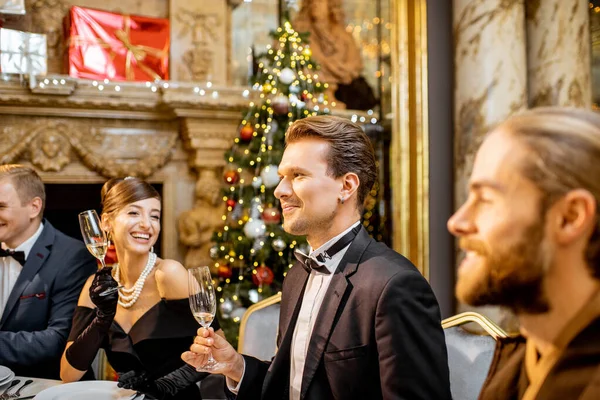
(113, 252, 157, 308)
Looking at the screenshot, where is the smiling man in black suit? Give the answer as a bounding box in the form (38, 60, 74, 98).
(183, 116, 451, 400)
(0, 164, 96, 379)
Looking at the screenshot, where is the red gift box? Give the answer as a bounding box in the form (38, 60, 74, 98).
(64, 6, 169, 81)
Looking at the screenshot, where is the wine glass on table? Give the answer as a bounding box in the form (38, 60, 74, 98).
(188, 266, 225, 371)
(78, 209, 122, 297)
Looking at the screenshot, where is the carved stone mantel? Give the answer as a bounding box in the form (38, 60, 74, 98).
(0, 75, 253, 263)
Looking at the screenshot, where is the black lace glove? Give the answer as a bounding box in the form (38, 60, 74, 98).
(118, 365, 207, 400)
(65, 267, 118, 371)
(90, 266, 119, 318)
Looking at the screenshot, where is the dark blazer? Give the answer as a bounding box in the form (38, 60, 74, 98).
(236, 226, 451, 400)
(0, 220, 97, 379)
(479, 317, 600, 400)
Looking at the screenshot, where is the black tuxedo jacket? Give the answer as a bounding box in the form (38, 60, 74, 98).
(236, 227, 451, 399)
(0, 220, 97, 378)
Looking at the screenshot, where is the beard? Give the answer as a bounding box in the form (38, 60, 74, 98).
(283, 205, 337, 238)
(456, 216, 553, 314)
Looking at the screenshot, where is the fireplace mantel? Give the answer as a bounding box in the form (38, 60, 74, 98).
(0, 74, 252, 264)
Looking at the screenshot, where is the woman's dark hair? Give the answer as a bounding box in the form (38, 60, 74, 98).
(101, 177, 161, 217)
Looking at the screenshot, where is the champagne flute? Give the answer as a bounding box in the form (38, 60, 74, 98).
(78, 210, 121, 297)
(188, 266, 225, 371)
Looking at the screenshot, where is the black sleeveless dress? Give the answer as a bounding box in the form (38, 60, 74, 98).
(68, 298, 220, 400)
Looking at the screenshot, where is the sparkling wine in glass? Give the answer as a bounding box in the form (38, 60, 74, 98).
(78, 209, 121, 297)
(188, 266, 225, 371)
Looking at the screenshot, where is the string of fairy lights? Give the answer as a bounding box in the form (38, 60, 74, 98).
(30, 75, 252, 101)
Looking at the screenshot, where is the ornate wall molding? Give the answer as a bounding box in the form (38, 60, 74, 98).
(0, 78, 248, 262)
(0, 118, 178, 178)
(170, 0, 230, 84)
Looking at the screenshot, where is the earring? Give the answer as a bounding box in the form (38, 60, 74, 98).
(150, 246, 154, 254)
(340, 197, 345, 205)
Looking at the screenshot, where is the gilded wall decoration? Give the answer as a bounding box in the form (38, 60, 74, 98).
(176, 10, 220, 82)
(0, 119, 177, 177)
(170, 0, 229, 84)
(178, 168, 226, 269)
(180, 45, 214, 82)
(30, 128, 71, 171)
(0, 125, 31, 164)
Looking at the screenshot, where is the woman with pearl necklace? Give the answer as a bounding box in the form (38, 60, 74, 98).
(60, 177, 223, 399)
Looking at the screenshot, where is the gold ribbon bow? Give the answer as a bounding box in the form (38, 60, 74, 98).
(67, 36, 117, 59)
(114, 16, 166, 81)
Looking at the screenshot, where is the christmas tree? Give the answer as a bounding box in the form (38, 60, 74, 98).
(210, 21, 330, 343)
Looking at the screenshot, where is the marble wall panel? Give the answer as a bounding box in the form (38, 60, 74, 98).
(526, 0, 591, 107)
(454, 0, 527, 209)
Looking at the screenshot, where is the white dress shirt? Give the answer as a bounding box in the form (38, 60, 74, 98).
(0, 222, 44, 320)
(228, 221, 361, 398)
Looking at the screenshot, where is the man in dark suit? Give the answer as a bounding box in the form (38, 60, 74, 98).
(183, 116, 451, 399)
(0, 164, 96, 379)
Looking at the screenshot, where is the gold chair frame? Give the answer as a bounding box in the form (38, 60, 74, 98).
(442, 311, 509, 340)
(238, 292, 282, 353)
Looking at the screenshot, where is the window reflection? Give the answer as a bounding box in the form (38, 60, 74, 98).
(231, 0, 279, 86)
(230, 0, 391, 116)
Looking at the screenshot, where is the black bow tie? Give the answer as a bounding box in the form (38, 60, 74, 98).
(294, 224, 361, 275)
(294, 251, 331, 274)
(0, 248, 26, 266)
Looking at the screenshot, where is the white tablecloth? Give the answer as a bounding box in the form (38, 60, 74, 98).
(0, 376, 61, 398)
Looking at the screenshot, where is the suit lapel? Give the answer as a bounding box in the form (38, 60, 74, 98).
(300, 227, 372, 398)
(0, 222, 54, 327)
(279, 264, 310, 344)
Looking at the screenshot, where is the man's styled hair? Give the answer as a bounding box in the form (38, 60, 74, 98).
(0, 164, 46, 218)
(286, 115, 377, 209)
(502, 107, 600, 277)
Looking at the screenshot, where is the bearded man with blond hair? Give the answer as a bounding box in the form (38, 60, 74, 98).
(448, 107, 600, 400)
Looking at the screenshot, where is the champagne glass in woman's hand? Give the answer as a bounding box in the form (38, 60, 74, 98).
(188, 266, 225, 371)
(78, 209, 122, 297)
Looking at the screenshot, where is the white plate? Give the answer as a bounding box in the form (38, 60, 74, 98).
(0, 366, 12, 382)
(0, 371, 15, 387)
(34, 381, 141, 400)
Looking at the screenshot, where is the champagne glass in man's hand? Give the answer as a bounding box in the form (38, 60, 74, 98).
(188, 266, 226, 371)
(78, 209, 122, 296)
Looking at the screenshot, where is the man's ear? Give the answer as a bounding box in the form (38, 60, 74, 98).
(553, 189, 597, 245)
(28, 197, 43, 220)
(340, 172, 360, 203)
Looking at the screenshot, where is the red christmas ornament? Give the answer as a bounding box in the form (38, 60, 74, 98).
(272, 95, 289, 115)
(226, 198, 237, 208)
(223, 169, 240, 185)
(300, 92, 309, 102)
(239, 125, 254, 142)
(218, 265, 233, 279)
(252, 265, 274, 286)
(261, 206, 281, 224)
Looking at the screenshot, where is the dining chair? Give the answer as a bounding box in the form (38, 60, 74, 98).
(442, 311, 509, 400)
(238, 293, 282, 361)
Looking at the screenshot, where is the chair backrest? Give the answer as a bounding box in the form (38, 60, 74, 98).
(238, 293, 282, 361)
(442, 312, 508, 400)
